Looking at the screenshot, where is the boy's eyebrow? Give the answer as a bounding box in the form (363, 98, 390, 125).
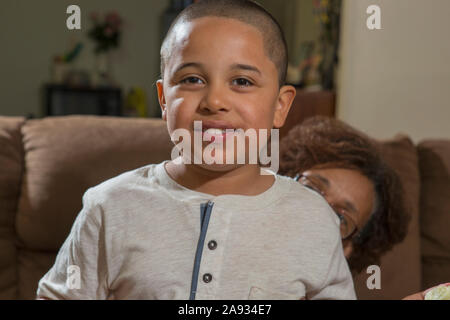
(173, 62, 203, 75)
(230, 63, 261, 75)
(172, 62, 262, 76)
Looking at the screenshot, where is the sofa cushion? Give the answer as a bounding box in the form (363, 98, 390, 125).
(418, 140, 450, 289)
(353, 134, 422, 299)
(16, 116, 173, 252)
(0, 116, 25, 299)
(17, 249, 57, 300)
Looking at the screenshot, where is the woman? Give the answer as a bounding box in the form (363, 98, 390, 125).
(278, 116, 439, 299)
(279, 116, 409, 274)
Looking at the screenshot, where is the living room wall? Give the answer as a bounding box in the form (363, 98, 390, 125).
(0, 0, 168, 118)
(337, 0, 450, 142)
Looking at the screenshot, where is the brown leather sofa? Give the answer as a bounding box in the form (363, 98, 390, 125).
(1, 115, 449, 300)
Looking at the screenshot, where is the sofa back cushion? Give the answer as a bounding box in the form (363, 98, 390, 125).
(0, 117, 25, 299)
(15, 116, 173, 299)
(418, 140, 450, 289)
(5, 115, 432, 299)
(352, 135, 422, 299)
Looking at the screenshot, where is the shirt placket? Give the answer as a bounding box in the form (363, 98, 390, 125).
(189, 201, 231, 300)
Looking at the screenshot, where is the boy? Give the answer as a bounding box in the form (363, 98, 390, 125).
(37, 0, 356, 300)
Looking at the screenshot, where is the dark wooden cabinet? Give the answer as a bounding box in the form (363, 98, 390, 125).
(279, 89, 336, 140)
(45, 84, 122, 116)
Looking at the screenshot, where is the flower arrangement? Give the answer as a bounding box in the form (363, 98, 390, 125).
(312, 0, 342, 90)
(88, 11, 122, 54)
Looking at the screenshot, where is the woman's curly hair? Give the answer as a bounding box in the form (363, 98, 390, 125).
(279, 116, 411, 275)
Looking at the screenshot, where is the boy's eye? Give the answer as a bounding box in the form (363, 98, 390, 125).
(232, 78, 253, 87)
(180, 77, 204, 85)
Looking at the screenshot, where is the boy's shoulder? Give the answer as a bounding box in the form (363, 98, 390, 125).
(275, 173, 340, 226)
(276, 174, 328, 203)
(84, 162, 164, 203)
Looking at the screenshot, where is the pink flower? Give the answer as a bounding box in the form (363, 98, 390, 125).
(106, 11, 122, 28)
(104, 27, 114, 37)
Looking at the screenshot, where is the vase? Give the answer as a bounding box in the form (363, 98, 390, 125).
(93, 52, 112, 86)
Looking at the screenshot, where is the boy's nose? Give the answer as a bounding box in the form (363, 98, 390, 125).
(200, 85, 230, 113)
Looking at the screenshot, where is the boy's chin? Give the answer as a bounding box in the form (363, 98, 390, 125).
(195, 162, 244, 173)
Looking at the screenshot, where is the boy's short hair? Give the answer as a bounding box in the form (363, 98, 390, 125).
(160, 0, 288, 87)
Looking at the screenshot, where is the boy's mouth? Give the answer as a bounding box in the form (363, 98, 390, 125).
(194, 120, 236, 131)
(193, 120, 238, 142)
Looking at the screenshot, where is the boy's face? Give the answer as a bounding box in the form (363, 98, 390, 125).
(157, 17, 295, 170)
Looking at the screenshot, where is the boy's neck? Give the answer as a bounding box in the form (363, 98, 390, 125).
(164, 161, 275, 197)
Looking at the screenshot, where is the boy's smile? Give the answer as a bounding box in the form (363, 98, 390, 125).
(157, 16, 295, 194)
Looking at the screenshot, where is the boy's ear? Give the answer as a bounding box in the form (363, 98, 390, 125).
(273, 85, 296, 129)
(156, 79, 167, 121)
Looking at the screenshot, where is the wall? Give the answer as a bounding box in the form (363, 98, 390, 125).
(259, 0, 319, 65)
(0, 0, 168, 118)
(337, 0, 450, 142)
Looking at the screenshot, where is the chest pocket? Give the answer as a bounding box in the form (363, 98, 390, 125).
(248, 286, 306, 300)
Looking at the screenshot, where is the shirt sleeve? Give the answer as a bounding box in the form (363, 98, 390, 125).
(307, 237, 357, 300)
(36, 189, 109, 299)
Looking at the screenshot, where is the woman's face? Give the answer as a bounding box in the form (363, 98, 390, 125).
(298, 168, 376, 258)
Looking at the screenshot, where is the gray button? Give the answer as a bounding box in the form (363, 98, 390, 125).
(203, 273, 212, 283)
(208, 240, 217, 250)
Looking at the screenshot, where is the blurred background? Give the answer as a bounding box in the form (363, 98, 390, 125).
(0, 0, 449, 142)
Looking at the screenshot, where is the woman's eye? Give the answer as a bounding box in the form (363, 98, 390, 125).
(233, 78, 253, 87)
(335, 211, 349, 227)
(304, 184, 321, 194)
(305, 184, 325, 197)
(336, 213, 345, 224)
(180, 77, 203, 85)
